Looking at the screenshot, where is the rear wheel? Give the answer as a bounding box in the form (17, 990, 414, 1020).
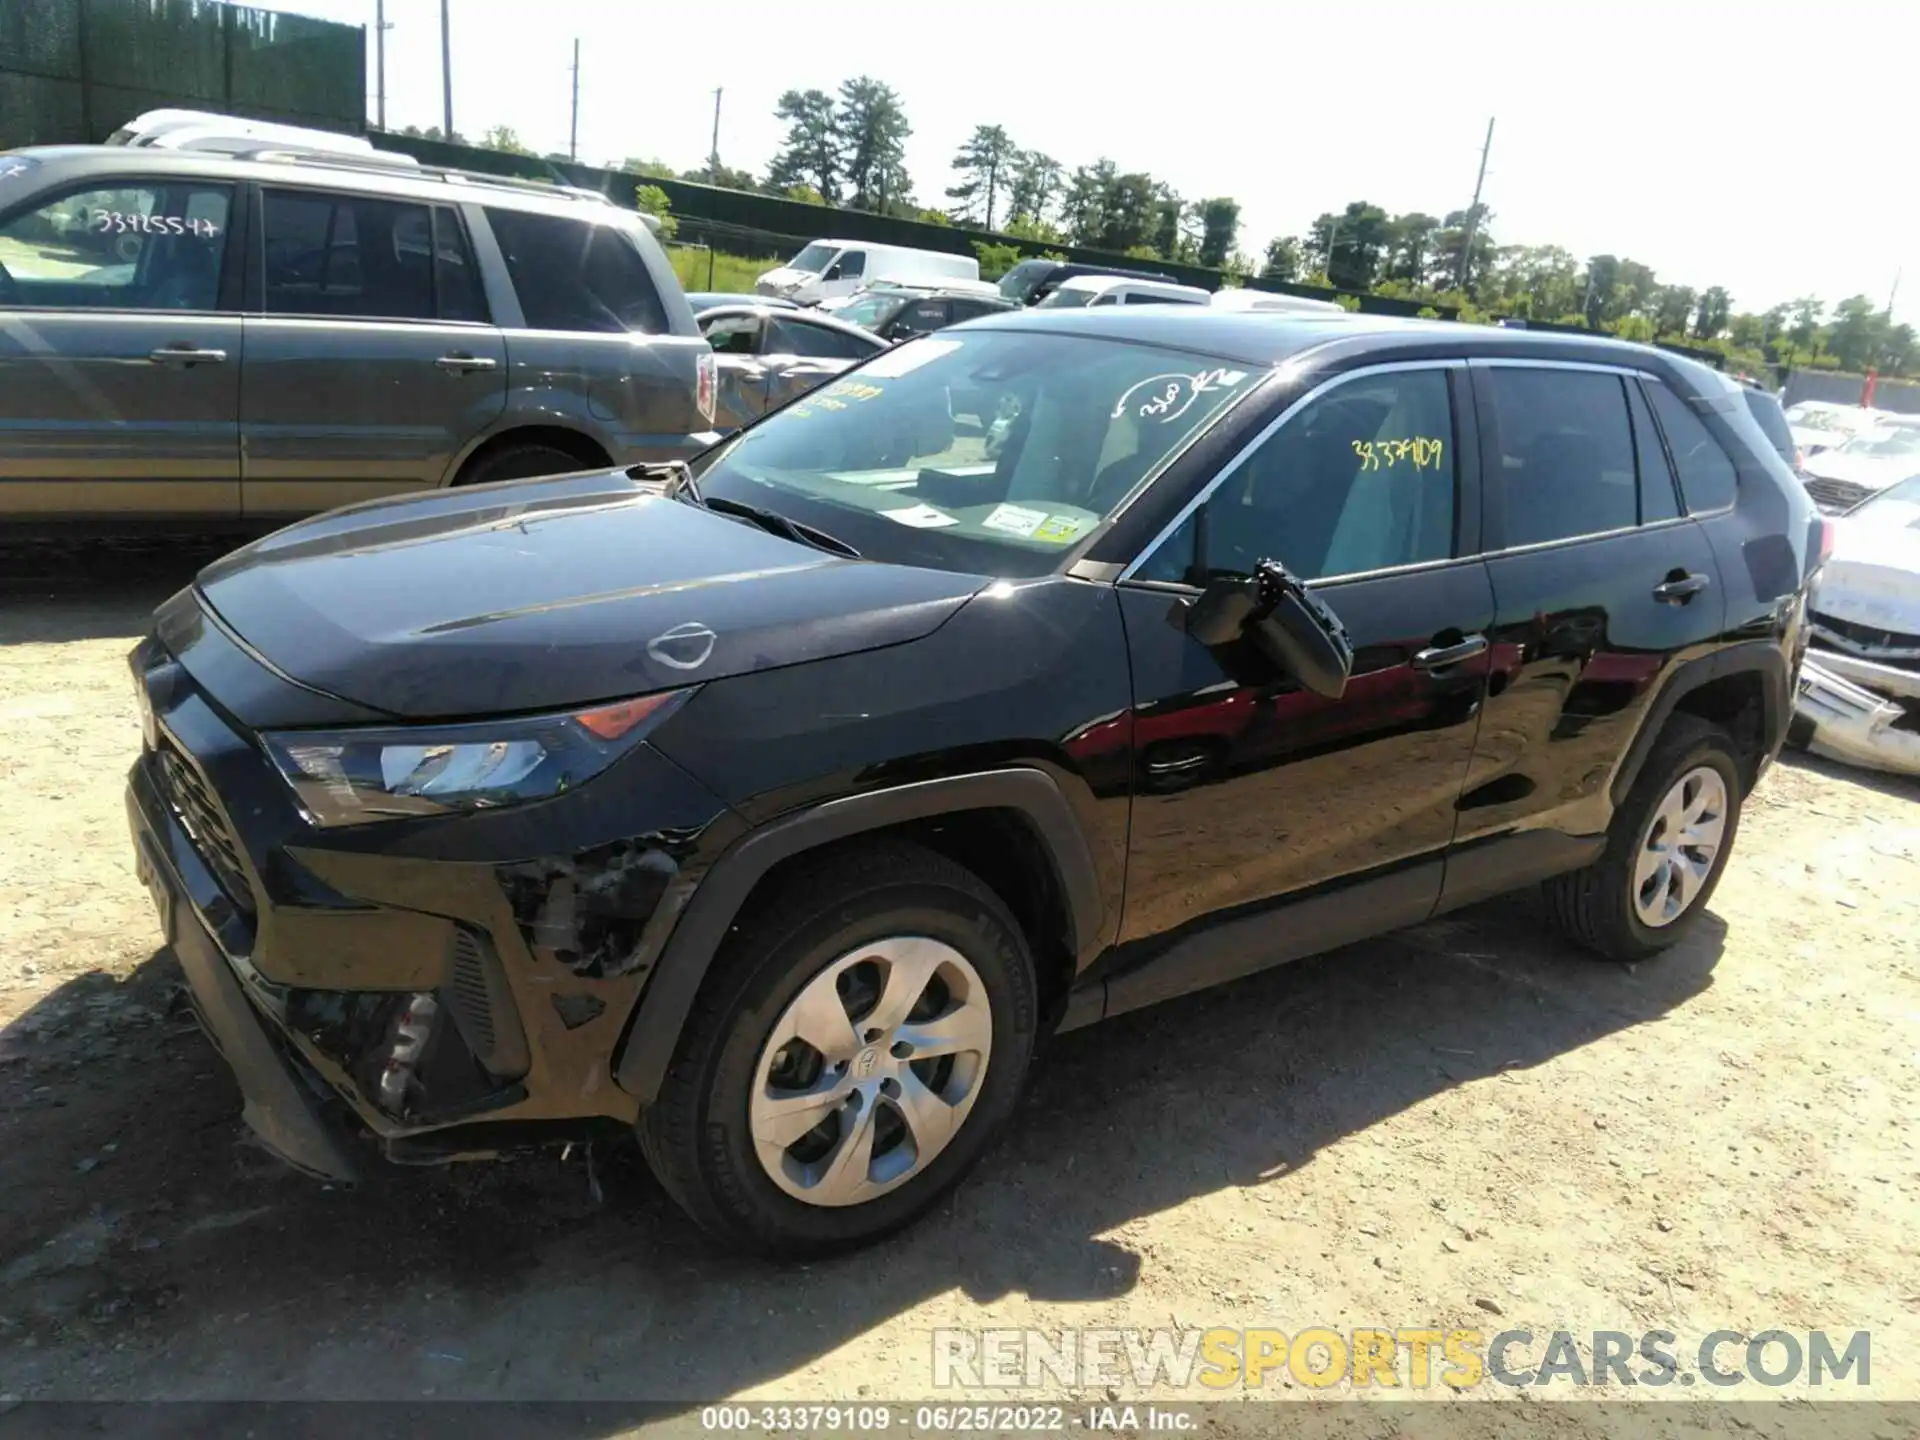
(1543, 715, 1744, 963)
(457, 441, 593, 487)
(638, 842, 1038, 1258)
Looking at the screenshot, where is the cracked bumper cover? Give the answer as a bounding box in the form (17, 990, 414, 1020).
(126, 761, 361, 1182)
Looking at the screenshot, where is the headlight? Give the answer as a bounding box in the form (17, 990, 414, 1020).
(261, 689, 693, 828)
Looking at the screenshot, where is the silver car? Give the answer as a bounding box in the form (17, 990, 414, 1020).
(696, 302, 885, 432)
(0, 138, 718, 526)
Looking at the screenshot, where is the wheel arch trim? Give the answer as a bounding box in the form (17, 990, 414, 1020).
(612, 768, 1104, 1104)
(1609, 640, 1791, 807)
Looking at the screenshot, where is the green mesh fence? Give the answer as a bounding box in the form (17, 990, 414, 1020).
(1, 0, 363, 147)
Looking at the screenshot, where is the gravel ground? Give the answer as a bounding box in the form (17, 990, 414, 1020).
(1, 540, 1917, 1421)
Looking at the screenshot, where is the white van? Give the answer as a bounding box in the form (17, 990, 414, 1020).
(1034, 275, 1211, 309)
(756, 240, 979, 305)
(1208, 288, 1346, 315)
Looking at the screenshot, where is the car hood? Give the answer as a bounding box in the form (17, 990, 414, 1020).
(194, 470, 985, 719)
(1800, 448, 1919, 489)
(1816, 502, 1920, 634)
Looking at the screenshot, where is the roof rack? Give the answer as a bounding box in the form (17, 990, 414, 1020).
(224, 145, 618, 207)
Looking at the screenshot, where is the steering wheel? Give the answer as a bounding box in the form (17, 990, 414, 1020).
(0, 257, 17, 305)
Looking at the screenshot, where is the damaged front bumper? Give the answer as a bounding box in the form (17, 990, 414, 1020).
(1794, 650, 1920, 778)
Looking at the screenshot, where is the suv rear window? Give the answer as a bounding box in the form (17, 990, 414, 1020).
(486, 209, 667, 334)
(1740, 388, 1796, 465)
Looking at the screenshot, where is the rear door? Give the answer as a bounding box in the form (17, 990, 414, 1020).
(241, 188, 505, 518)
(760, 313, 883, 410)
(1110, 361, 1495, 996)
(699, 309, 770, 429)
(1442, 360, 1725, 906)
(0, 175, 241, 520)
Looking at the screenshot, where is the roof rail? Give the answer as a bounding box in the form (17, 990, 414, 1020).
(225, 146, 618, 208)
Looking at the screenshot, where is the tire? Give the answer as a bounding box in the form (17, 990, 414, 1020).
(457, 442, 593, 487)
(1542, 715, 1745, 963)
(637, 841, 1039, 1259)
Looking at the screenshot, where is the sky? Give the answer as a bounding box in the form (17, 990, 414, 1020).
(272, 0, 1920, 325)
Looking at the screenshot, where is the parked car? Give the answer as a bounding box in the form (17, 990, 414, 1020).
(995, 258, 1181, 307)
(127, 309, 1818, 1258)
(696, 302, 885, 430)
(0, 123, 717, 528)
(1782, 399, 1882, 459)
(1035, 274, 1211, 308)
(687, 290, 796, 312)
(828, 284, 1017, 341)
(1209, 288, 1346, 315)
(755, 240, 978, 306)
(1793, 472, 1920, 776)
(1796, 419, 1920, 512)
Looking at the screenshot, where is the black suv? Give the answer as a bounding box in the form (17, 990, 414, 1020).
(126, 310, 1820, 1257)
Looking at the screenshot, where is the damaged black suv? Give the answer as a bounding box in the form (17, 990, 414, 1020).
(127, 309, 1821, 1257)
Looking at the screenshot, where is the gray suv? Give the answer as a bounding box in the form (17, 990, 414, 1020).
(0, 143, 719, 526)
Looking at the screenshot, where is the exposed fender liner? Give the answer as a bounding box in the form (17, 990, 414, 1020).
(613, 768, 1105, 1104)
(1609, 641, 1790, 805)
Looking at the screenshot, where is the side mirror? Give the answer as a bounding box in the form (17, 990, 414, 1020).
(823, 264, 844, 281)
(1181, 560, 1353, 699)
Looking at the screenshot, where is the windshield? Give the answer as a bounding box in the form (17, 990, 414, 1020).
(1036, 285, 1097, 309)
(835, 290, 909, 330)
(788, 242, 838, 275)
(1786, 403, 1867, 432)
(691, 330, 1265, 577)
(1838, 426, 1920, 459)
(996, 260, 1052, 303)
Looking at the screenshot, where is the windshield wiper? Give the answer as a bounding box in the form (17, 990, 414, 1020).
(699, 494, 861, 558)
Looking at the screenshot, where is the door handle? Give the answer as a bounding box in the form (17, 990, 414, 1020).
(148, 346, 226, 366)
(1652, 572, 1710, 605)
(435, 353, 498, 373)
(1412, 634, 1489, 672)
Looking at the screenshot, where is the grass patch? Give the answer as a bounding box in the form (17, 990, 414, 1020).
(668, 247, 779, 295)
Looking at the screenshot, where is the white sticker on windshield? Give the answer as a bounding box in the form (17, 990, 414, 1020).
(982, 503, 1050, 537)
(1112, 367, 1251, 425)
(883, 503, 960, 529)
(860, 338, 963, 378)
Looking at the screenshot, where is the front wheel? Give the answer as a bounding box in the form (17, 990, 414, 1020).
(638, 843, 1039, 1258)
(1542, 715, 1745, 963)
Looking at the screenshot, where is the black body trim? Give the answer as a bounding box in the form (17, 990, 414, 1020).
(1608, 640, 1790, 804)
(614, 768, 1103, 1104)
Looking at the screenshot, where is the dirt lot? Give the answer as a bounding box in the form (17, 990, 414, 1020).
(1, 540, 1917, 1418)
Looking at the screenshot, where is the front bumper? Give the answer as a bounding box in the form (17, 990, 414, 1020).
(127, 760, 361, 1181)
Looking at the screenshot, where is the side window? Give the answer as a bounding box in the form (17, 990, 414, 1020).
(1645, 381, 1739, 512)
(1091, 292, 1118, 307)
(1480, 367, 1637, 546)
(485, 209, 667, 334)
(951, 298, 999, 322)
(431, 206, 487, 323)
(0, 181, 232, 310)
(1124, 291, 1174, 305)
(766, 317, 875, 360)
(263, 189, 433, 320)
(701, 314, 762, 356)
(1137, 368, 1457, 584)
(895, 299, 949, 336)
(833, 250, 866, 280)
(1626, 379, 1681, 522)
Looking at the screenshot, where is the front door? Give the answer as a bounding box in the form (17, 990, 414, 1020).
(240, 187, 505, 518)
(0, 176, 241, 520)
(1108, 362, 1493, 1011)
(1441, 361, 1728, 905)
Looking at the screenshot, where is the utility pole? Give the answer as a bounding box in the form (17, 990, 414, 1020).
(439, 0, 453, 139)
(569, 38, 580, 161)
(708, 87, 723, 182)
(1887, 267, 1902, 318)
(1454, 116, 1495, 293)
(373, 0, 392, 131)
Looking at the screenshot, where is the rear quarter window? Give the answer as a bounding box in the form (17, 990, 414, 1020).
(1647, 381, 1740, 512)
(1741, 389, 1796, 464)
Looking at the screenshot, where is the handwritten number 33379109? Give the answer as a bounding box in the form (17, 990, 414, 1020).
(1352, 437, 1444, 471)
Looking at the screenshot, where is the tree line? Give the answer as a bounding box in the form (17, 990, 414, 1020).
(421, 82, 1917, 380)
